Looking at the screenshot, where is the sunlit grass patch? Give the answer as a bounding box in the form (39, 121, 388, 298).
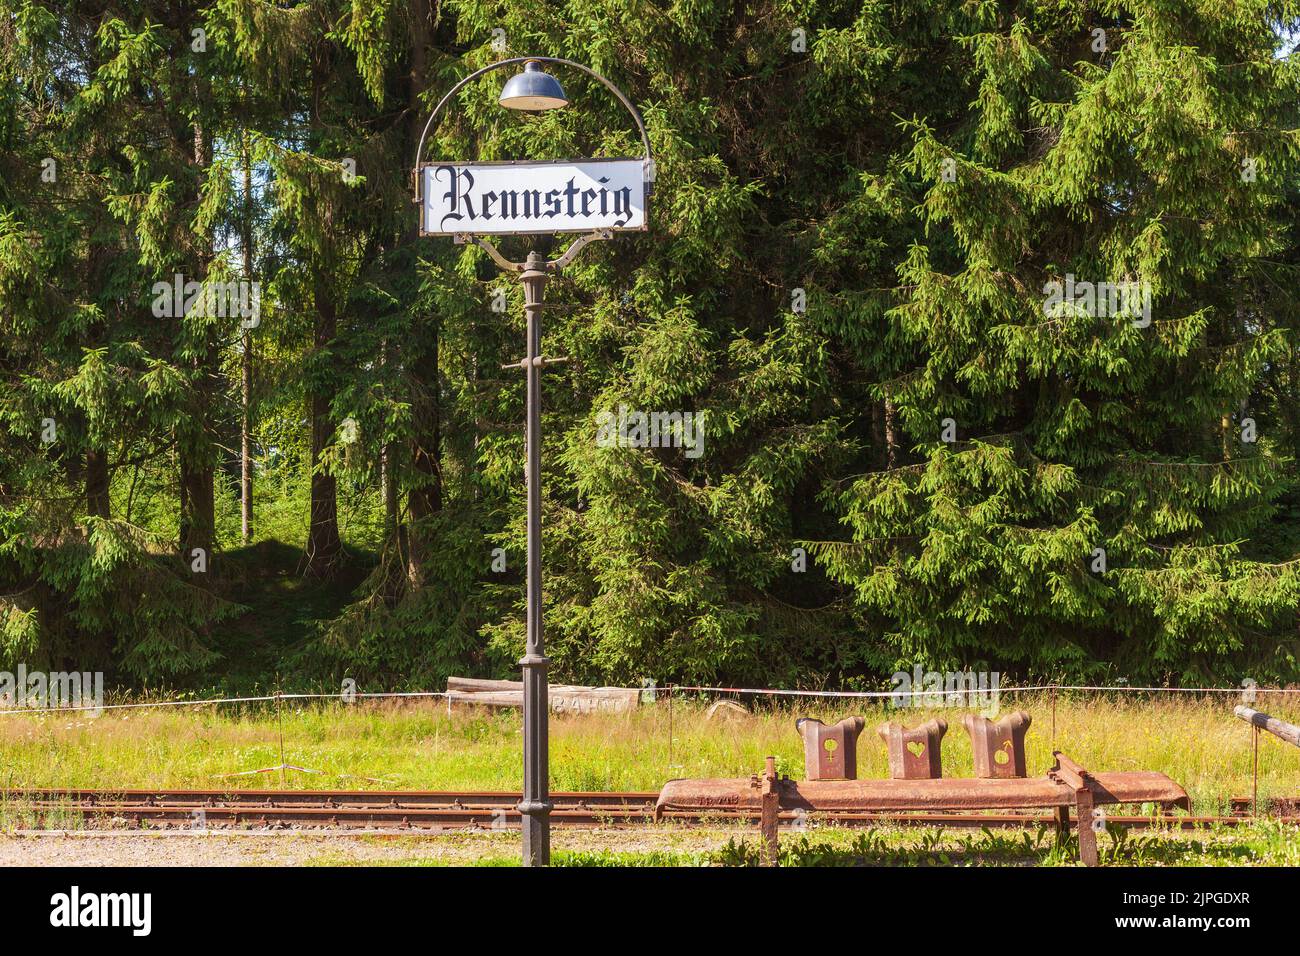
(300, 820, 1300, 867)
(710, 820, 1300, 867)
(0, 691, 1294, 816)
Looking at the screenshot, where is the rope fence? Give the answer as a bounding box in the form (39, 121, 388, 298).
(0, 682, 1296, 717)
(666, 683, 1300, 698)
(1, 680, 1294, 806)
(0, 690, 449, 717)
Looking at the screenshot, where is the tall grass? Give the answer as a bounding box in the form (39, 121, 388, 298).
(0, 692, 1295, 811)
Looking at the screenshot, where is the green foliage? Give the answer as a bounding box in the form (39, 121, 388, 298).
(2, 0, 1300, 690)
(552, 848, 707, 866)
(710, 821, 1300, 866)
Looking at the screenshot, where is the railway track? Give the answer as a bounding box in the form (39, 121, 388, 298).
(2, 789, 658, 830)
(2, 789, 1296, 832)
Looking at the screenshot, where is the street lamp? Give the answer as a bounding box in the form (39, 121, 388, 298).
(498, 60, 569, 111)
(414, 57, 652, 866)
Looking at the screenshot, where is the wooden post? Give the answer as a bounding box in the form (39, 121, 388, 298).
(759, 756, 780, 867)
(1075, 788, 1099, 867)
(1235, 706, 1300, 748)
(1252, 725, 1259, 817)
(1051, 752, 1100, 867)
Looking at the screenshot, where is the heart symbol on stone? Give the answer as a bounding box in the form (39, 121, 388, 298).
(906, 741, 925, 757)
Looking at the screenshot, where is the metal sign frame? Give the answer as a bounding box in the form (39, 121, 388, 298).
(416, 156, 650, 238)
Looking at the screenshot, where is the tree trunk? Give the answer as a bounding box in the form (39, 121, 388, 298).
(85, 447, 110, 520)
(381, 338, 399, 543)
(883, 392, 898, 469)
(303, 273, 342, 578)
(83, 237, 111, 522)
(870, 396, 885, 470)
(405, 0, 440, 587)
(180, 119, 216, 581)
(382, 439, 398, 540)
(407, 333, 441, 586)
(299, 54, 343, 580)
(240, 131, 255, 543)
(179, 461, 214, 567)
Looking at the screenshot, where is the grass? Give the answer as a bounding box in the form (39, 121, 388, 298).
(1, 692, 1297, 865)
(0, 692, 1295, 810)
(713, 819, 1300, 867)
(294, 821, 1300, 867)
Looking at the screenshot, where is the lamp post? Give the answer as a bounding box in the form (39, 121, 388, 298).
(414, 57, 651, 866)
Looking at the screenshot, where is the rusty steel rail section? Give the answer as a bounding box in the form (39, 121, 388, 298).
(3, 787, 1295, 834)
(656, 751, 1195, 866)
(1231, 796, 1300, 815)
(5, 789, 650, 809)
(1, 790, 655, 830)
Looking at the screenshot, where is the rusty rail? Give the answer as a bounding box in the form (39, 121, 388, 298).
(2, 788, 650, 809)
(657, 751, 1192, 867)
(1046, 752, 1100, 864)
(2, 788, 1295, 836)
(0, 789, 659, 830)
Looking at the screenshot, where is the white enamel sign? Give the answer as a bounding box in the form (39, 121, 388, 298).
(420, 158, 647, 236)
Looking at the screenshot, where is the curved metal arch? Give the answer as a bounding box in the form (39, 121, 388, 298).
(413, 56, 652, 204)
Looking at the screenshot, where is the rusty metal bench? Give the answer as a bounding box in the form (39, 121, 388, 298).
(654, 751, 1190, 866)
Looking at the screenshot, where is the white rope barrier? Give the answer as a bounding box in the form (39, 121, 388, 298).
(0, 681, 1293, 717)
(667, 683, 1300, 698)
(0, 690, 449, 717)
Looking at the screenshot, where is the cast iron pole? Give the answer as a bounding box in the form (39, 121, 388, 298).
(519, 250, 551, 865)
(413, 56, 651, 868)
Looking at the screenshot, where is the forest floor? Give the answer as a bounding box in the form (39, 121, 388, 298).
(206, 539, 376, 689)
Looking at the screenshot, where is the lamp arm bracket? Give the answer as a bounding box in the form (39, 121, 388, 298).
(548, 229, 612, 272)
(455, 234, 525, 272)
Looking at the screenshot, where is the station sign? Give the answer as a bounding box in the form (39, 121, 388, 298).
(419, 158, 647, 236)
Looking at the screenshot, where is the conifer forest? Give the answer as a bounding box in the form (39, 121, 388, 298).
(3, 0, 1300, 694)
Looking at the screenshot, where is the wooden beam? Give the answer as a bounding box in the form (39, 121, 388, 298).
(446, 677, 641, 714)
(1234, 706, 1300, 748)
(759, 756, 780, 867)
